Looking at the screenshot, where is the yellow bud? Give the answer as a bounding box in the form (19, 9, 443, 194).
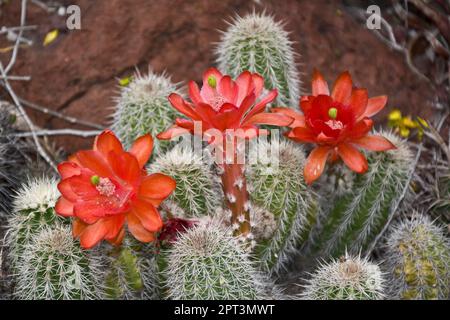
(400, 127, 410, 138)
(388, 109, 402, 121)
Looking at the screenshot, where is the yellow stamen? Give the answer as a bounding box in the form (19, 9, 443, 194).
(207, 75, 217, 88)
(90, 175, 100, 186)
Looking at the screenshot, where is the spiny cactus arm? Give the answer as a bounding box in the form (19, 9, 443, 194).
(216, 12, 301, 107)
(307, 132, 417, 258)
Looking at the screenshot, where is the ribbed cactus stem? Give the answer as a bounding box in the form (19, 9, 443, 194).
(384, 214, 449, 300)
(216, 12, 300, 107)
(221, 163, 250, 236)
(306, 131, 417, 259)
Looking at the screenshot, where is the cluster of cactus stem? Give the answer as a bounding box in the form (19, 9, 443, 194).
(4, 11, 449, 301)
(383, 214, 449, 300)
(305, 131, 416, 260)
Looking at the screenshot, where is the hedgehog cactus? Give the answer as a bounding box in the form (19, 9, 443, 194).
(163, 219, 267, 299)
(6, 177, 65, 269)
(216, 12, 300, 107)
(150, 144, 221, 217)
(306, 131, 416, 259)
(14, 225, 101, 300)
(300, 254, 385, 300)
(111, 70, 181, 155)
(248, 139, 317, 274)
(384, 214, 450, 300)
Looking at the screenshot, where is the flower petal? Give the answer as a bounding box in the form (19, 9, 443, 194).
(251, 73, 264, 98)
(140, 173, 176, 200)
(345, 118, 373, 139)
(352, 135, 396, 151)
(131, 199, 163, 232)
(107, 151, 140, 184)
(235, 71, 252, 105)
(129, 134, 153, 168)
(58, 162, 81, 179)
(200, 67, 223, 101)
(304, 146, 332, 184)
(168, 93, 199, 120)
(271, 107, 305, 127)
(157, 125, 191, 140)
(188, 80, 203, 105)
(76, 150, 114, 178)
(350, 88, 368, 119)
(127, 212, 156, 243)
(244, 112, 293, 127)
(312, 69, 330, 96)
(55, 197, 74, 217)
(331, 71, 352, 104)
(362, 95, 388, 118)
(77, 219, 109, 249)
(94, 130, 124, 158)
(245, 89, 277, 120)
(218, 75, 238, 104)
(337, 143, 368, 173)
(107, 227, 125, 246)
(300, 96, 313, 114)
(289, 127, 317, 143)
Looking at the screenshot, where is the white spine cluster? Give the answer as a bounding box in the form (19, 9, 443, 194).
(300, 254, 385, 300)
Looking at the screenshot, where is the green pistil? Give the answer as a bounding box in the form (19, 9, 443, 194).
(207, 75, 217, 88)
(328, 107, 338, 119)
(90, 175, 100, 186)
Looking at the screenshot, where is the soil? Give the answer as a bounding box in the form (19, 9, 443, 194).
(0, 0, 435, 153)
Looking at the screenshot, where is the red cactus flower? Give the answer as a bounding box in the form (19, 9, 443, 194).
(158, 68, 292, 237)
(55, 130, 176, 249)
(274, 70, 396, 184)
(157, 67, 292, 141)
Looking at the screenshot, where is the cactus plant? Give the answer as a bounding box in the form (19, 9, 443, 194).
(0, 108, 30, 215)
(307, 131, 416, 259)
(5, 177, 65, 269)
(111, 70, 182, 155)
(150, 144, 221, 217)
(14, 225, 102, 300)
(216, 12, 300, 107)
(248, 139, 317, 275)
(163, 219, 268, 299)
(384, 214, 449, 300)
(300, 254, 384, 300)
(103, 238, 160, 300)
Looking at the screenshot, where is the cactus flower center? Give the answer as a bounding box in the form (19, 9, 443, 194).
(95, 177, 116, 197)
(90, 175, 100, 185)
(328, 107, 338, 119)
(207, 75, 217, 88)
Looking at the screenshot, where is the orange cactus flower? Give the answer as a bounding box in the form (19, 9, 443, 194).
(274, 70, 396, 185)
(55, 130, 176, 249)
(157, 67, 292, 141)
(158, 68, 292, 238)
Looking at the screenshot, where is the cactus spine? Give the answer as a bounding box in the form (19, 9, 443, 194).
(384, 214, 449, 300)
(6, 177, 65, 269)
(14, 225, 101, 300)
(248, 139, 316, 274)
(112, 70, 181, 155)
(300, 254, 385, 300)
(163, 219, 267, 299)
(216, 12, 300, 107)
(150, 144, 221, 218)
(307, 132, 416, 259)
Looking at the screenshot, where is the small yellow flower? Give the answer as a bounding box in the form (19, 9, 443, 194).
(43, 29, 59, 46)
(388, 109, 402, 122)
(387, 109, 428, 140)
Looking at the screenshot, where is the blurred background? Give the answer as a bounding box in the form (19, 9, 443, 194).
(0, 0, 448, 153)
